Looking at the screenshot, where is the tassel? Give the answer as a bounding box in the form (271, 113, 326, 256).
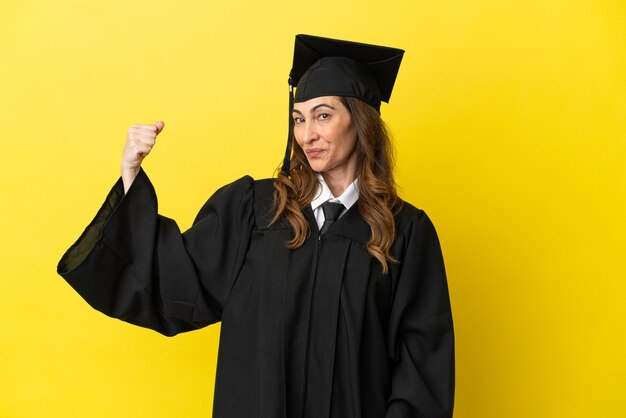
(281, 78, 295, 176)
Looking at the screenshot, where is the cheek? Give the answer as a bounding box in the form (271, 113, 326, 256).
(337, 128, 357, 155)
(292, 127, 302, 146)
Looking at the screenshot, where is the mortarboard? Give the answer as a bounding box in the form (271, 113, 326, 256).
(282, 34, 405, 175)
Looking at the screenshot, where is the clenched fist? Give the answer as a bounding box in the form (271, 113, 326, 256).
(121, 121, 165, 193)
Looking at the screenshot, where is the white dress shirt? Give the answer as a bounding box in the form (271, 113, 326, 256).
(310, 174, 360, 230)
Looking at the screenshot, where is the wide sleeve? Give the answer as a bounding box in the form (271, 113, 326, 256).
(385, 210, 455, 418)
(57, 169, 255, 337)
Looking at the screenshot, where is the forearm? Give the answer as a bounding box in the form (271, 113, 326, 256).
(121, 166, 140, 194)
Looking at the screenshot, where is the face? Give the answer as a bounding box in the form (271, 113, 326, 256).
(292, 96, 358, 180)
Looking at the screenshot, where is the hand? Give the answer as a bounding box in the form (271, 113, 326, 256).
(121, 121, 165, 193)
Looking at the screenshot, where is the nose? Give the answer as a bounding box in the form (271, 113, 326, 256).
(301, 120, 319, 144)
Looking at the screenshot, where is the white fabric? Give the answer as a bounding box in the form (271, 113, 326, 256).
(311, 174, 359, 230)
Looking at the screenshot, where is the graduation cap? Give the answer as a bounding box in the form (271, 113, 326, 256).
(281, 34, 405, 175)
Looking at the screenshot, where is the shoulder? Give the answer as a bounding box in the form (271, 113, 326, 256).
(251, 178, 280, 227)
(251, 177, 275, 198)
(210, 175, 273, 201)
(207, 176, 279, 229)
(213, 175, 255, 195)
(192, 175, 256, 226)
(394, 199, 439, 241)
(390, 200, 446, 266)
(205, 175, 277, 202)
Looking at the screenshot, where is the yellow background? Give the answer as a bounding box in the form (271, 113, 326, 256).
(1, 0, 625, 417)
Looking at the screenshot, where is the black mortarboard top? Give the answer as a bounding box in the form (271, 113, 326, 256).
(282, 34, 404, 175)
(290, 34, 405, 111)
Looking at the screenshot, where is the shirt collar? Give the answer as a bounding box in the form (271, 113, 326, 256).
(311, 174, 360, 211)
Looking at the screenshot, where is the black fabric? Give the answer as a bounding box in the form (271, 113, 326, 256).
(319, 201, 344, 236)
(290, 34, 405, 109)
(282, 84, 295, 175)
(58, 169, 455, 418)
(295, 57, 381, 111)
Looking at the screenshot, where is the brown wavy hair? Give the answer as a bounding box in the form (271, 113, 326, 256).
(271, 96, 402, 273)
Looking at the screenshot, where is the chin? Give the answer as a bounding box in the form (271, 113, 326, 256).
(307, 160, 328, 173)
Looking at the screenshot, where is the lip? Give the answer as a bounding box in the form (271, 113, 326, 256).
(305, 148, 326, 158)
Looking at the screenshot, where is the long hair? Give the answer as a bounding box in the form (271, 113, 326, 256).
(271, 96, 402, 273)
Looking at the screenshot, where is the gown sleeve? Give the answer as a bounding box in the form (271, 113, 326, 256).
(385, 210, 455, 418)
(57, 169, 255, 337)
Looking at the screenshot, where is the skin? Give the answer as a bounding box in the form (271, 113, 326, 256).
(121, 121, 164, 193)
(292, 96, 358, 197)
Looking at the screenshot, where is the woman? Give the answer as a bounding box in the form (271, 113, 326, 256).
(58, 35, 454, 418)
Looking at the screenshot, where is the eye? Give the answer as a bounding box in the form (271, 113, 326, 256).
(318, 113, 330, 120)
(293, 117, 305, 124)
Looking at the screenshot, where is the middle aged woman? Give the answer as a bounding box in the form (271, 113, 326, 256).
(58, 34, 455, 418)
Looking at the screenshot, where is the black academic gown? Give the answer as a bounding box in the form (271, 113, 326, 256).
(58, 169, 455, 418)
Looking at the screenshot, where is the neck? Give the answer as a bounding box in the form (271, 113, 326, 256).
(321, 170, 356, 197)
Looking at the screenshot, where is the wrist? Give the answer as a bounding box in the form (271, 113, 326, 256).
(121, 166, 140, 194)
(121, 164, 140, 177)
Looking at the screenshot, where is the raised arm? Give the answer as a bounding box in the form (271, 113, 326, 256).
(57, 121, 256, 336)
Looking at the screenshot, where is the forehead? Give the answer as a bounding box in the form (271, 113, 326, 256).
(292, 96, 346, 112)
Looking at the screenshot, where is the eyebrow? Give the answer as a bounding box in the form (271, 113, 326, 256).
(292, 103, 336, 115)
